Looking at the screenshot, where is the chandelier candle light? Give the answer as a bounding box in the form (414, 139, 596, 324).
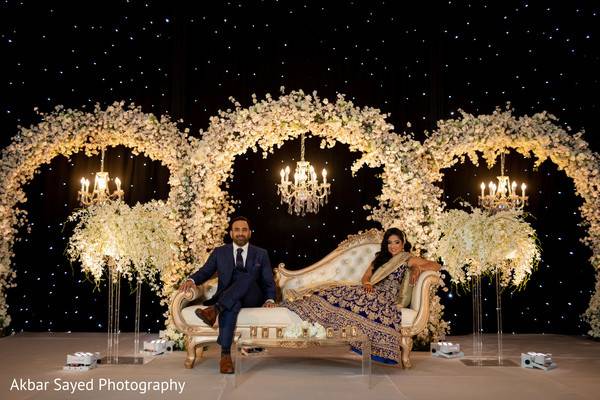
(78, 148, 124, 206)
(478, 151, 527, 213)
(277, 133, 330, 216)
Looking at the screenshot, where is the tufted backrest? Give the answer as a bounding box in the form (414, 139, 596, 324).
(277, 242, 380, 292)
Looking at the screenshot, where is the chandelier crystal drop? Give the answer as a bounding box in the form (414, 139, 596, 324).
(478, 151, 527, 213)
(78, 148, 124, 206)
(277, 133, 330, 216)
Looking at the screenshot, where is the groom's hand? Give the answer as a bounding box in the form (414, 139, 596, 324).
(179, 279, 196, 292)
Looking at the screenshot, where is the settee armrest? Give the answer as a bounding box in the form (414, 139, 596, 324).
(171, 285, 203, 335)
(170, 278, 218, 335)
(401, 271, 442, 336)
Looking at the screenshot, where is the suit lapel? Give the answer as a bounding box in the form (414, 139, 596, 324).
(224, 243, 234, 269)
(246, 245, 257, 272)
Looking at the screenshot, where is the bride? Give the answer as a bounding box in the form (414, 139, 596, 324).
(281, 228, 440, 364)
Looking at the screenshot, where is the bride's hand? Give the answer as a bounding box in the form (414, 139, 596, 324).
(409, 266, 421, 286)
(363, 282, 374, 293)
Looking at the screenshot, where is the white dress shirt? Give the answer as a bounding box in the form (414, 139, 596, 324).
(232, 242, 249, 267)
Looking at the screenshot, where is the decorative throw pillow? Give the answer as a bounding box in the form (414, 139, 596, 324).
(397, 272, 413, 308)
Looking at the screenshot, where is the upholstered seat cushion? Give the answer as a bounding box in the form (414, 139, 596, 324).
(181, 305, 417, 328)
(182, 306, 304, 327)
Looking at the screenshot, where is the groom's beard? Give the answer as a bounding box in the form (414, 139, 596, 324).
(233, 236, 249, 246)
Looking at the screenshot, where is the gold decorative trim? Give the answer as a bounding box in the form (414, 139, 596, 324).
(170, 286, 202, 334)
(184, 336, 196, 369)
(337, 228, 383, 251)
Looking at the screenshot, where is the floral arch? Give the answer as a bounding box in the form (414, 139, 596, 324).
(0, 102, 194, 329)
(422, 106, 600, 337)
(183, 89, 443, 266)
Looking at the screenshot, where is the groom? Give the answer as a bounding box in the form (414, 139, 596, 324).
(179, 216, 276, 374)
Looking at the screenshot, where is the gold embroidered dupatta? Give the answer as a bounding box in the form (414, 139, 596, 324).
(369, 251, 411, 284)
(282, 251, 412, 302)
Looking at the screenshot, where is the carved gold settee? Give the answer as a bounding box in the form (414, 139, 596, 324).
(170, 229, 442, 369)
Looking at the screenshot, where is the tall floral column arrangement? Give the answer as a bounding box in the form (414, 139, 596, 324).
(431, 207, 541, 362)
(67, 200, 181, 360)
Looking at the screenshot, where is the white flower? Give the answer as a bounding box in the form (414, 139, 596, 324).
(66, 200, 181, 291)
(431, 208, 540, 287)
(283, 321, 326, 338)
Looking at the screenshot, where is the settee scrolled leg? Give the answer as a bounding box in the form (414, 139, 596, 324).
(400, 336, 413, 369)
(184, 338, 196, 369)
(184, 351, 196, 369)
(195, 345, 205, 361)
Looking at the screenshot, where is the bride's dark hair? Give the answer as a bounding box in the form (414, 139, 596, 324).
(372, 228, 411, 271)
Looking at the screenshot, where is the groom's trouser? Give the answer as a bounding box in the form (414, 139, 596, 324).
(216, 269, 263, 351)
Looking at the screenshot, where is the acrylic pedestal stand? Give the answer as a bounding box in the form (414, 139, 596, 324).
(461, 270, 518, 367)
(100, 261, 144, 365)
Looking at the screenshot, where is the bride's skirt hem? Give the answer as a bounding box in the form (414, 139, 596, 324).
(350, 346, 398, 365)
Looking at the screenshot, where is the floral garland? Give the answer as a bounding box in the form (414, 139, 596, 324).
(0, 102, 193, 329)
(185, 88, 441, 265)
(66, 200, 181, 290)
(6, 96, 597, 342)
(423, 106, 600, 337)
(430, 208, 541, 287)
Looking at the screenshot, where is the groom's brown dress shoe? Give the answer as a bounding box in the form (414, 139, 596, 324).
(220, 355, 234, 374)
(195, 306, 218, 327)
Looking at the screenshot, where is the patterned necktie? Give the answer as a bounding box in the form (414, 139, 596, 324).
(236, 248, 244, 270)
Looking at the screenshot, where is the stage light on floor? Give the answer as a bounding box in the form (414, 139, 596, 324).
(521, 352, 556, 371)
(430, 342, 464, 359)
(63, 352, 100, 371)
(142, 339, 174, 355)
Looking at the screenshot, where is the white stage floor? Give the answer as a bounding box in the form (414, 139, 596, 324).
(0, 332, 599, 400)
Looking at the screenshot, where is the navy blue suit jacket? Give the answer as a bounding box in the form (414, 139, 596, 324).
(189, 243, 276, 305)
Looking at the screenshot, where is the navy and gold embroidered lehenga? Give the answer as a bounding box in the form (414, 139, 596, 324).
(281, 264, 407, 364)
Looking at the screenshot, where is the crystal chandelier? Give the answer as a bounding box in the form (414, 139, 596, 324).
(277, 133, 330, 216)
(478, 151, 527, 213)
(78, 148, 124, 206)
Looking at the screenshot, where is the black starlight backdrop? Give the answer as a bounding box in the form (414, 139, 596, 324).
(1, 1, 598, 335)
